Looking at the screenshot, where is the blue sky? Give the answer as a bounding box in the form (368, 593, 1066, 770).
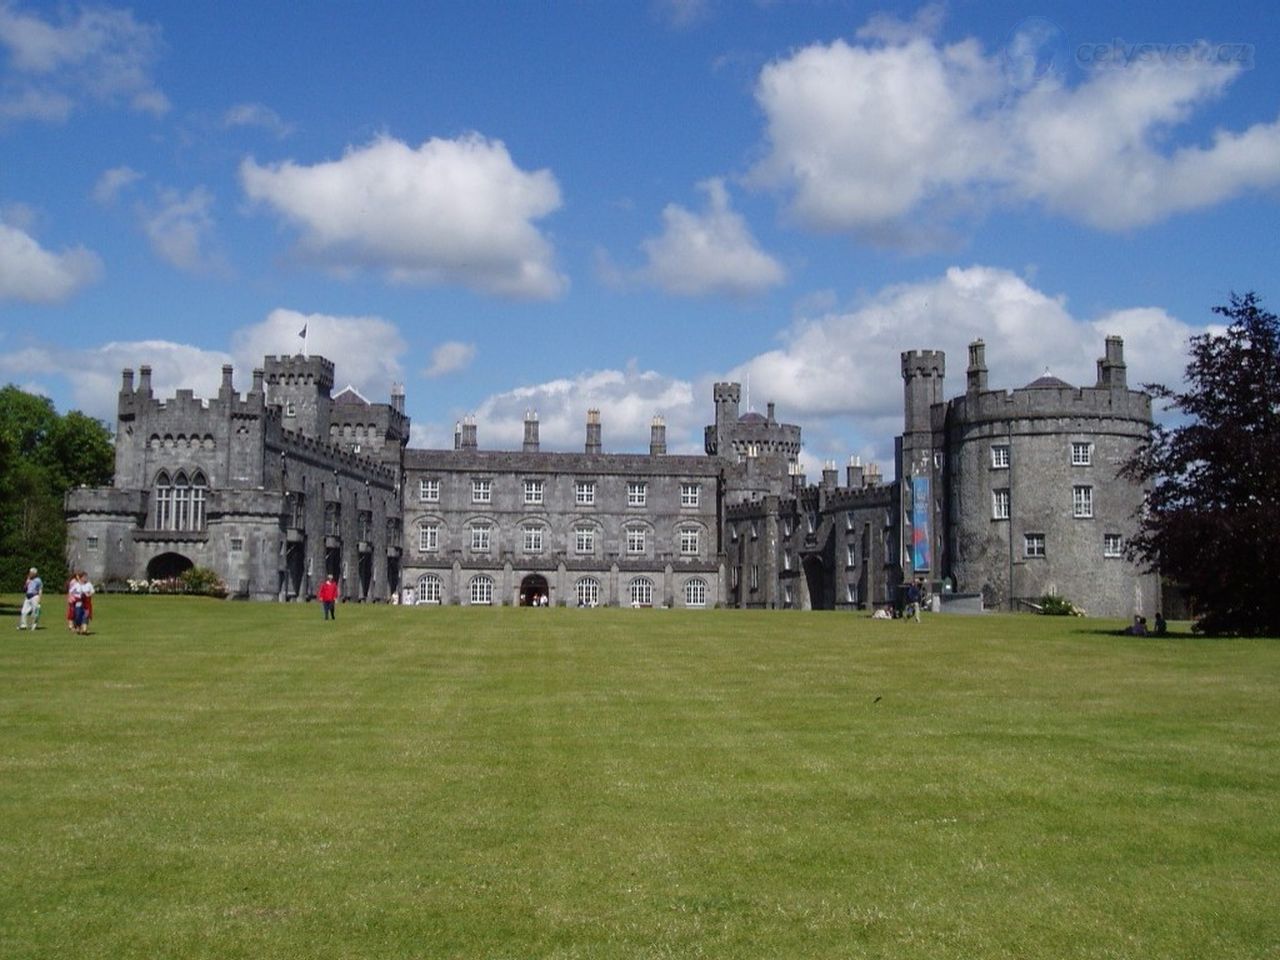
(2, 0, 1278, 470)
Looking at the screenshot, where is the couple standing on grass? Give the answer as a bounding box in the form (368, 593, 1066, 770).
(67, 571, 95, 635)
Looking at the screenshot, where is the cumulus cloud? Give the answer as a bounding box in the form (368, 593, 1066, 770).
(459, 365, 699, 453)
(0, 218, 101, 302)
(424, 341, 476, 379)
(230, 308, 408, 401)
(728, 266, 1195, 437)
(749, 17, 1280, 236)
(0, 2, 168, 123)
(222, 102, 293, 139)
(640, 178, 785, 298)
(92, 165, 143, 205)
(139, 186, 223, 273)
(240, 133, 567, 298)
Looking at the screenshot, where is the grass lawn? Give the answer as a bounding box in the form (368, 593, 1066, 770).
(1, 596, 1277, 959)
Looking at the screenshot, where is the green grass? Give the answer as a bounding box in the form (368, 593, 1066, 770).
(2, 597, 1277, 959)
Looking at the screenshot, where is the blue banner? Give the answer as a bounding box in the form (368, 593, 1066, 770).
(912, 476, 931, 571)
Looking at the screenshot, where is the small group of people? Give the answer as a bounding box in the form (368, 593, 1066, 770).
(18, 567, 94, 634)
(1124, 612, 1167, 636)
(522, 593, 550, 607)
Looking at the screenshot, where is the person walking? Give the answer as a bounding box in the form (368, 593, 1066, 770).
(905, 580, 921, 623)
(19, 567, 43, 630)
(318, 574, 339, 620)
(69, 571, 94, 635)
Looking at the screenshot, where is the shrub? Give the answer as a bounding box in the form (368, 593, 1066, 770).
(178, 567, 229, 599)
(1039, 594, 1083, 616)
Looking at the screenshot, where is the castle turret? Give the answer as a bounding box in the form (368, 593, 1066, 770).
(263, 354, 335, 440)
(901, 350, 945, 436)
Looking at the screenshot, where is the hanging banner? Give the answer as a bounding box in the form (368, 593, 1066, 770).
(912, 476, 931, 571)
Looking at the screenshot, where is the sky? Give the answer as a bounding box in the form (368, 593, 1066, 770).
(2, 0, 1278, 472)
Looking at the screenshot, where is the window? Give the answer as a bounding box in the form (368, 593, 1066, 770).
(627, 481, 647, 506)
(575, 527, 595, 554)
(471, 479, 491, 503)
(419, 479, 439, 502)
(627, 527, 646, 554)
(575, 480, 596, 505)
(684, 578, 707, 607)
(470, 523, 492, 551)
(783, 584, 794, 607)
(846, 511, 854, 531)
(153, 470, 208, 531)
(629, 577, 653, 606)
(87, 536, 100, 550)
(731, 566, 739, 589)
(846, 583, 858, 605)
(1024, 533, 1046, 558)
(1072, 442, 1093, 466)
(285, 401, 296, 417)
(1073, 485, 1094, 518)
(679, 528, 699, 555)
(730, 524, 739, 542)
(417, 574, 442, 604)
(846, 544, 857, 567)
(783, 519, 792, 537)
(523, 479, 544, 505)
(993, 488, 1010, 520)
(523, 525, 543, 552)
(750, 564, 759, 590)
(750, 521, 759, 540)
(1104, 534, 1123, 557)
(419, 523, 439, 552)
(783, 550, 792, 571)
(469, 575, 493, 605)
(991, 445, 1010, 469)
(576, 577, 600, 607)
(230, 538, 244, 552)
(680, 483, 700, 507)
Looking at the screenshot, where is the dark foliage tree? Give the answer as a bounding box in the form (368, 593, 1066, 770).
(0, 386, 114, 591)
(1121, 292, 1280, 636)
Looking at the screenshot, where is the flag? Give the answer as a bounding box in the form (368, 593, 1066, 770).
(298, 324, 307, 339)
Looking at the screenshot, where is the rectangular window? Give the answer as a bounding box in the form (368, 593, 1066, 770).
(783, 519, 792, 537)
(991, 444, 1010, 469)
(1104, 533, 1123, 557)
(419, 524, 438, 552)
(1072, 442, 1093, 466)
(750, 564, 759, 590)
(680, 529, 699, 554)
(846, 544, 856, 567)
(87, 536, 100, 550)
(419, 479, 439, 502)
(680, 483, 700, 507)
(575, 480, 595, 505)
(783, 550, 792, 571)
(730, 524, 739, 542)
(1024, 533, 1046, 558)
(846, 511, 854, 531)
(471, 479, 491, 504)
(627, 481, 647, 507)
(523, 479, 543, 505)
(471, 524, 491, 551)
(523, 526, 543, 552)
(1073, 485, 1094, 518)
(750, 521, 759, 540)
(627, 527, 646, 553)
(285, 400, 296, 417)
(992, 488, 1010, 520)
(575, 528, 595, 554)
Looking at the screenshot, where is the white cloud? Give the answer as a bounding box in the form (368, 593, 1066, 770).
(424, 341, 476, 379)
(0, 2, 168, 123)
(230, 308, 408, 401)
(652, 0, 712, 30)
(728, 266, 1195, 440)
(0, 219, 101, 302)
(240, 133, 567, 299)
(640, 178, 785, 298)
(463, 365, 699, 453)
(749, 20, 1280, 236)
(92, 165, 143, 205)
(222, 102, 293, 139)
(139, 186, 222, 273)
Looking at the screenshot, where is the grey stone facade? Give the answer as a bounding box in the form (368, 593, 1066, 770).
(66, 336, 1157, 617)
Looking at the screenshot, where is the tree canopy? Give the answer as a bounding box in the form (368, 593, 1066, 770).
(0, 386, 115, 591)
(1122, 292, 1280, 636)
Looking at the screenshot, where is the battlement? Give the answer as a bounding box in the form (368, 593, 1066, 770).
(713, 382, 742, 404)
(271, 420, 397, 485)
(947, 382, 1152, 426)
(262, 354, 335, 390)
(902, 350, 946, 380)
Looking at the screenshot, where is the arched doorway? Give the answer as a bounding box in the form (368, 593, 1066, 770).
(147, 552, 194, 580)
(520, 573, 549, 606)
(802, 556, 828, 610)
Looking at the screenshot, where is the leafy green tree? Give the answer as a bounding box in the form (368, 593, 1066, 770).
(1121, 292, 1280, 636)
(0, 386, 114, 591)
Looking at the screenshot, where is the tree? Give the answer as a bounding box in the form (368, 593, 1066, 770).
(0, 386, 114, 591)
(1121, 292, 1280, 636)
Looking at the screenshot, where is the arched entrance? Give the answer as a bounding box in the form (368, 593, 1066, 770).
(147, 552, 194, 580)
(802, 556, 828, 610)
(520, 574, 549, 606)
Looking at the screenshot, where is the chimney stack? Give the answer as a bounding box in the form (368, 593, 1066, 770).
(649, 415, 666, 456)
(461, 415, 478, 449)
(585, 409, 602, 454)
(523, 409, 540, 452)
(966, 339, 987, 394)
(846, 455, 864, 489)
(139, 365, 153, 396)
(822, 460, 838, 489)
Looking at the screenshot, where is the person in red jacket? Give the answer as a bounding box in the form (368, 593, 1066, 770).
(318, 574, 339, 620)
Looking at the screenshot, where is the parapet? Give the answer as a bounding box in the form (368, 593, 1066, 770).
(901, 350, 946, 380)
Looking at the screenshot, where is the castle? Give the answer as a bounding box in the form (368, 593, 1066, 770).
(65, 337, 1160, 617)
